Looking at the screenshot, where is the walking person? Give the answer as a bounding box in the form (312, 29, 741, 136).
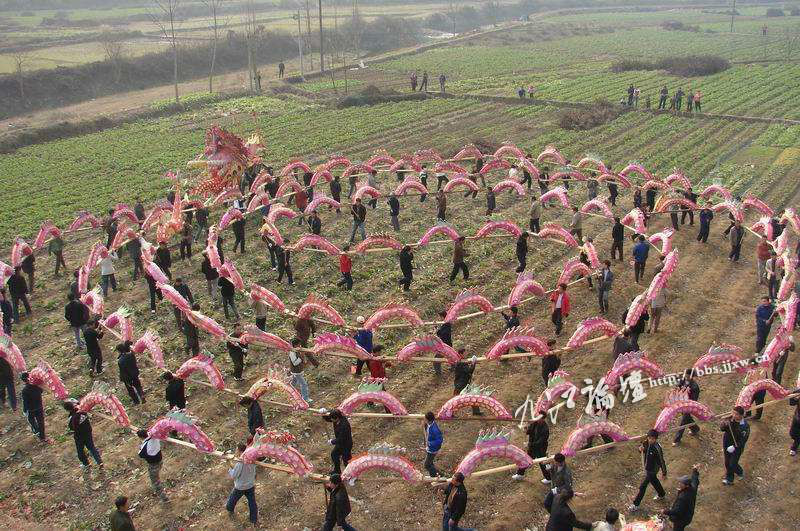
(424, 411, 443, 477)
(512, 416, 550, 482)
(179, 223, 193, 261)
(398, 245, 414, 291)
(673, 369, 701, 445)
(163, 371, 186, 410)
(611, 217, 624, 261)
(227, 323, 248, 381)
(756, 237, 771, 284)
(144, 268, 162, 314)
(1, 288, 13, 335)
(628, 429, 667, 511)
(789, 391, 800, 455)
(226, 443, 258, 526)
(324, 409, 353, 474)
(661, 464, 700, 531)
(322, 474, 358, 531)
(633, 235, 649, 283)
(388, 193, 400, 231)
(771, 336, 794, 385)
(697, 204, 713, 243)
(155, 241, 172, 280)
(453, 353, 480, 415)
(194, 205, 209, 242)
(21, 372, 47, 442)
(289, 338, 316, 403)
(755, 296, 775, 353)
(64, 399, 103, 469)
(681, 187, 697, 225)
(349, 199, 367, 243)
(330, 176, 342, 213)
(549, 283, 570, 336)
(200, 251, 219, 302)
(21, 251, 35, 294)
(598, 260, 613, 314)
(0, 355, 17, 411)
(546, 490, 592, 531)
(440, 472, 475, 531)
(658, 85, 668, 110)
(569, 207, 583, 244)
(436, 190, 447, 221)
(8, 267, 31, 323)
(219, 274, 240, 320)
(239, 395, 264, 436)
(434, 312, 452, 377)
(516, 231, 529, 273)
(729, 221, 745, 262)
(352, 317, 373, 376)
(622, 297, 649, 350)
(99, 250, 118, 297)
(485, 187, 496, 216)
(529, 196, 542, 233)
(183, 304, 200, 356)
(338, 247, 354, 291)
(172, 277, 193, 329)
(127, 235, 144, 280)
(232, 215, 246, 253)
(450, 237, 469, 283)
(137, 428, 168, 501)
(419, 71, 428, 92)
(118, 343, 145, 405)
(48, 231, 67, 276)
(543, 453, 574, 510)
(721, 406, 750, 485)
(439, 73, 446, 93)
(648, 285, 667, 333)
(110, 496, 136, 531)
(84, 319, 105, 375)
(766, 251, 780, 301)
(64, 293, 89, 350)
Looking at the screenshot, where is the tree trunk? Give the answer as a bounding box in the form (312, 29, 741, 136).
(209, 39, 217, 93)
(173, 44, 179, 103)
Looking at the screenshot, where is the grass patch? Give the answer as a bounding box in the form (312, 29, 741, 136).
(557, 100, 628, 131)
(611, 55, 730, 76)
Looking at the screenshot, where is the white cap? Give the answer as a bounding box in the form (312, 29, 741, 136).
(356, 316, 365, 324)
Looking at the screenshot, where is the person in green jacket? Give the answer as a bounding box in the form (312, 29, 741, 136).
(110, 496, 136, 531)
(48, 234, 66, 277)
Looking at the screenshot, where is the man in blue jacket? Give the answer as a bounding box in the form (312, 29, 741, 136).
(755, 296, 775, 353)
(353, 316, 373, 376)
(632, 235, 649, 284)
(424, 411, 443, 477)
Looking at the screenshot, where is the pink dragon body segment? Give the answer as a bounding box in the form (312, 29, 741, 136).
(77, 265, 90, 294)
(604, 351, 664, 391)
(157, 282, 192, 312)
(186, 310, 227, 340)
(0, 334, 27, 372)
(558, 257, 592, 286)
(218, 207, 244, 231)
(645, 272, 668, 302)
(209, 187, 242, 208)
(318, 156, 351, 172)
(0, 260, 13, 285)
(310, 169, 333, 186)
(456, 428, 534, 478)
(443, 176, 479, 193)
(354, 233, 404, 253)
(780, 207, 800, 234)
(777, 293, 798, 330)
(304, 195, 341, 214)
(78, 382, 130, 427)
(583, 241, 600, 268)
(641, 179, 669, 191)
(751, 216, 774, 240)
(68, 211, 101, 232)
(414, 149, 443, 164)
(761, 329, 792, 366)
(249, 284, 286, 313)
(112, 204, 138, 224)
(292, 234, 341, 257)
(778, 258, 797, 301)
(550, 170, 587, 183)
(621, 208, 646, 234)
(342, 163, 375, 178)
(110, 225, 138, 252)
(743, 195, 774, 217)
(434, 161, 468, 174)
(437, 384, 512, 419)
(539, 186, 570, 209)
(342, 443, 423, 483)
(11, 237, 33, 268)
(534, 370, 578, 415)
(445, 290, 494, 322)
(394, 178, 428, 196)
(537, 145, 566, 165)
(654, 197, 696, 214)
(280, 160, 312, 177)
(494, 143, 526, 160)
(27, 360, 69, 400)
(396, 336, 460, 364)
(567, 317, 619, 349)
(175, 354, 225, 390)
(85, 241, 109, 272)
(485, 328, 550, 360)
(80, 286, 105, 316)
(313, 333, 373, 360)
(516, 157, 539, 180)
(576, 156, 608, 175)
(453, 144, 483, 161)
(475, 220, 522, 238)
(692, 344, 748, 375)
(33, 221, 62, 250)
(619, 163, 654, 181)
(266, 206, 298, 224)
(353, 185, 381, 202)
(363, 303, 423, 330)
(507, 273, 546, 306)
(537, 223, 579, 247)
(242, 429, 314, 477)
(736, 378, 790, 409)
(664, 172, 692, 190)
(580, 198, 613, 218)
(479, 159, 511, 175)
(367, 151, 396, 168)
(249, 170, 273, 194)
(711, 200, 743, 223)
(247, 366, 309, 410)
(259, 220, 284, 246)
(625, 294, 649, 328)
(388, 156, 422, 173)
(338, 378, 408, 416)
(772, 229, 789, 256)
(417, 224, 461, 246)
(145, 261, 169, 285)
(492, 179, 526, 196)
(653, 389, 713, 433)
(597, 172, 632, 188)
(241, 325, 292, 352)
(142, 206, 170, 233)
(102, 307, 134, 342)
(276, 179, 304, 198)
(648, 228, 675, 255)
(148, 409, 215, 453)
(621, 519, 665, 531)
(132, 330, 165, 369)
(246, 192, 271, 213)
(561, 420, 630, 456)
(297, 295, 346, 326)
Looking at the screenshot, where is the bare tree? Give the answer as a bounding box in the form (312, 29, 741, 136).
(202, 0, 228, 93)
(11, 52, 26, 100)
(244, 0, 258, 92)
(151, 0, 182, 104)
(784, 25, 800, 61)
(304, 0, 314, 69)
(351, 0, 362, 60)
(99, 32, 127, 83)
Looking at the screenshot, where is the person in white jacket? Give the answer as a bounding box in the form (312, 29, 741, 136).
(591, 508, 622, 530)
(99, 251, 118, 297)
(226, 443, 258, 525)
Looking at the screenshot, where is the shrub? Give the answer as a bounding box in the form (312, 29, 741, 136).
(610, 59, 656, 73)
(661, 20, 700, 32)
(336, 85, 426, 108)
(766, 7, 786, 16)
(558, 100, 628, 131)
(610, 55, 730, 77)
(791, 6, 800, 15)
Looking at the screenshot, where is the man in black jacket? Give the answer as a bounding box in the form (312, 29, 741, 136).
(515, 232, 529, 273)
(513, 417, 550, 481)
(546, 489, 591, 531)
(275, 239, 294, 285)
(218, 275, 239, 320)
(0, 288, 12, 335)
(239, 396, 264, 436)
(20, 372, 46, 441)
(322, 474, 356, 531)
(154, 241, 172, 280)
(183, 304, 200, 355)
(227, 323, 248, 381)
(232, 216, 246, 253)
(308, 210, 322, 235)
(127, 236, 144, 280)
(324, 408, 353, 474)
(64, 400, 103, 468)
(0, 355, 17, 411)
(433, 311, 451, 376)
(172, 277, 194, 329)
(541, 346, 561, 385)
(721, 406, 750, 485)
(388, 193, 400, 231)
(611, 217, 624, 261)
(629, 429, 667, 511)
(330, 177, 342, 214)
(199, 251, 219, 302)
(117, 343, 144, 405)
(441, 472, 470, 531)
(163, 371, 186, 409)
(612, 330, 633, 361)
(453, 353, 480, 415)
(64, 293, 89, 350)
(622, 300, 649, 351)
(84, 319, 104, 375)
(8, 267, 31, 323)
(662, 464, 700, 531)
(398, 246, 414, 292)
(673, 369, 701, 444)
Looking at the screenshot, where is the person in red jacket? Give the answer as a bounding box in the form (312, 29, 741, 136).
(549, 283, 570, 336)
(337, 247, 353, 291)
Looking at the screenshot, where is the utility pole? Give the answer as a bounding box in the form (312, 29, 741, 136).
(730, 0, 736, 33)
(318, 0, 324, 72)
(450, 0, 456, 36)
(294, 10, 304, 77)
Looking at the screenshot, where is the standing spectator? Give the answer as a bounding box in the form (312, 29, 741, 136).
(632, 235, 649, 283)
(172, 278, 194, 329)
(227, 323, 248, 381)
(324, 409, 353, 473)
(278, 61, 285, 78)
(226, 443, 258, 526)
(179, 223, 193, 261)
(424, 412, 443, 477)
(349, 199, 367, 243)
(338, 247, 353, 291)
(441, 472, 473, 531)
(628, 429, 667, 511)
(697, 204, 714, 243)
(200, 251, 219, 302)
(598, 260, 613, 314)
(84, 319, 105, 375)
(611, 217, 624, 261)
(675, 87, 684, 111)
(99, 251, 118, 297)
(627, 84, 635, 106)
(48, 232, 67, 276)
(516, 232, 529, 273)
(755, 296, 775, 353)
(8, 267, 32, 323)
(219, 275, 240, 320)
(183, 304, 200, 356)
(64, 400, 103, 468)
(388, 193, 400, 231)
(322, 474, 357, 531)
(673, 369, 701, 445)
(529, 196, 542, 233)
(0, 355, 17, 411)
(439, 73, 446, 93)
(64, 293, 89, 350)
(436, 190, 447, 221)
(110, 497, 136, 531)
(118, 343, 144, 405)
(163, 371, 186, 410)
(137, 429, 167, 501)
(410, 71, 418, 91)
(756, 237, 771, 284)
(21, 372, 46, 441)
(398, 245, 414, 291)
(155, 241, 172, 280)
(549, 283, 570, 336)
(686, 89, 694, 112)
(721, 406, 750, 485)
(450, 237, 469, 283)
(239, 396, 264, 436)
(693, 90, 703, 112)
(658, 85, 668, 110)
(662, 465, 700, 531)
(127, 236, 144, 280)
(633, 87, 640, 107)
(1, 288, 13, 335)
(419, 71, 428, 92)
(512, 416, 550, 482)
